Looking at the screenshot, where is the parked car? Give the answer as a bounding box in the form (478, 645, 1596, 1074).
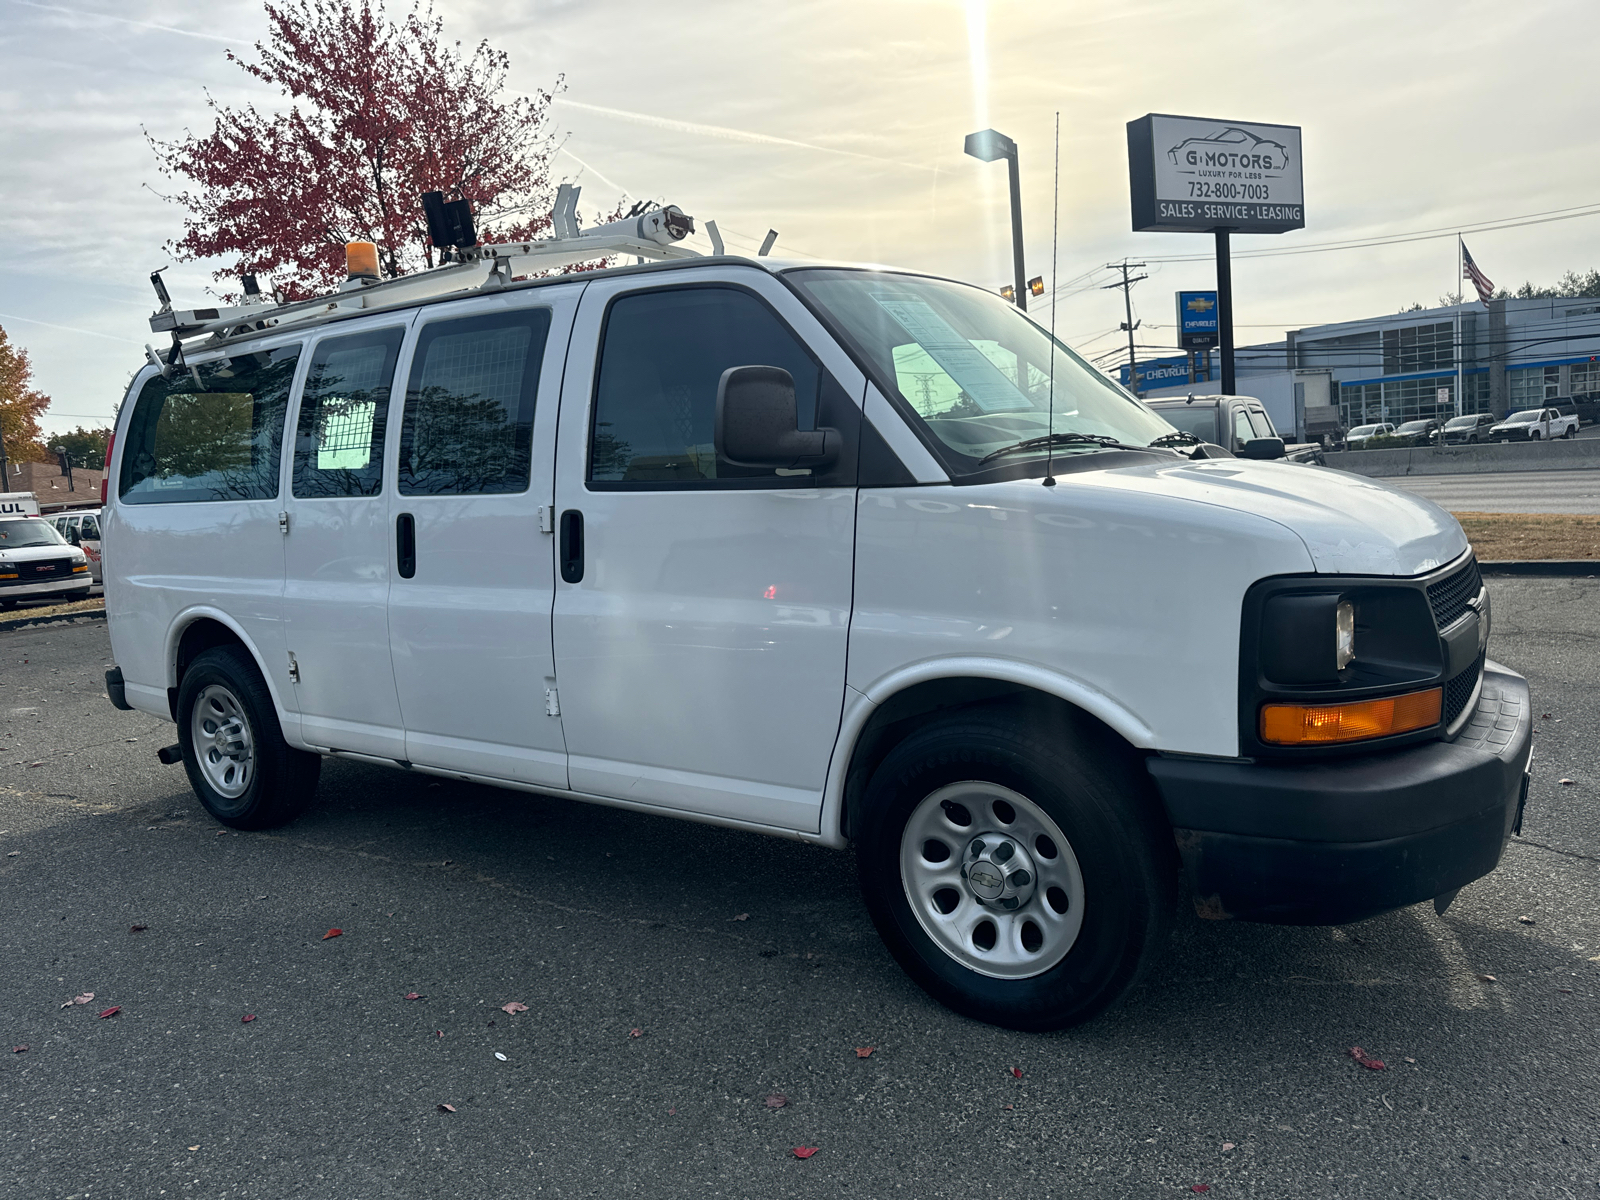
(1489, 407, 1580, 441)
(101, 243, 1532, 1031)
(1440, 413, 1498, 444)
(1392, 419, 1443, 447)
(0, 516, 92, 609)
(1344, 422, 1395, 449)
(51, 509, 103, 583)
(1144, 395, 1320, 462)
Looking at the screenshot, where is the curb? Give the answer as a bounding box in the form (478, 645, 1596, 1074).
(0, 607, 107, 634)
(1479, 561, 1599, 577)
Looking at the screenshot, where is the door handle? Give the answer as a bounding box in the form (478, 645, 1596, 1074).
(559, 509, 584, 583)
(396, 512, 416, 579)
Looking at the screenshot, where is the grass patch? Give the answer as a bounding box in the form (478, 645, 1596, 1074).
(1453, 512, 1600, 561)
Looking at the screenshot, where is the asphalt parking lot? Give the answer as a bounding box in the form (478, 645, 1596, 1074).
(2, 579, 1597, 1199)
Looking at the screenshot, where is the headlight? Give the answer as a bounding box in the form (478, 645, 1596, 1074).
(1335, 600, 1355, 670)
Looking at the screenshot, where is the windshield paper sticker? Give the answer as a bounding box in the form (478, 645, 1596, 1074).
(871, 296, 1031, 413)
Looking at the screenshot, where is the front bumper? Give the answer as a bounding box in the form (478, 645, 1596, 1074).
(0, 575, 93, 600)
(1146, 660, 1532, 924)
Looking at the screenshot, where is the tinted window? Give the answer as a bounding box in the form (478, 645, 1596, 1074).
(1232, 409, 1254, 446)
(119, 346, 299, 504)
(589, 287, 819, 484)
(79, 514, 101, 539)
(1248, 408, 1275, 437)
(294, 327, 404, 498)
(1151, 406, 1219, 443)
(399, 310, 549, 496)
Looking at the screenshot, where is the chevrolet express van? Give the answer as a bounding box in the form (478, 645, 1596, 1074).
(103, 252, 1531, 1029)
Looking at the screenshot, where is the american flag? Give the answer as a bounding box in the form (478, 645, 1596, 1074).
(1462, 240, 1495, 307)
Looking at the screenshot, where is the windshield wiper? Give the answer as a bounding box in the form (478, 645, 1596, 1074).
(977, 431, 1147, 465)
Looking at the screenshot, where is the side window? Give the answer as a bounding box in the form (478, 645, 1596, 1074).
(589, 287, 821, 485)
(1232, 408, 1254, 447)
(293, 327, 404, 498)
(119, 345, 299, 504)
(399, 309, 550, 496)
(1248, 408, 1275, 438)
(79, 515, 100, 539)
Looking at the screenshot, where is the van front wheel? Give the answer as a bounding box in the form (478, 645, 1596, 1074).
(855, 706, 1175, 1030)
(176, 646, 320, 830)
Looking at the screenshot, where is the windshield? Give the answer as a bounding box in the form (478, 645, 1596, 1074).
(1350, 424, 1381, 436)
(1506, 410, 1542, 422)
(1150, 405, 1220, 443)
(1445, 416, 1478, 428)
(787, 269, 1174, 474)
(0, 519, 66, 548)
(1397, 421, 1431, 433)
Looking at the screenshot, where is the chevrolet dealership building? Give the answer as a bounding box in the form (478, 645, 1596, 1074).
(1131, 295, 1600, 438)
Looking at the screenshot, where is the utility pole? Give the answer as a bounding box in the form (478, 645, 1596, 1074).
(1103, 260, 1148, 395)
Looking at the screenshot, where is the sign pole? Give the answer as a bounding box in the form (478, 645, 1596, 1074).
(1215, 228, 1235, 395)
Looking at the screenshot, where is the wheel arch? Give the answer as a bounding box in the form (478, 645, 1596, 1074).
(165, 609, 287, 723)
(823, 660, 1158, 846)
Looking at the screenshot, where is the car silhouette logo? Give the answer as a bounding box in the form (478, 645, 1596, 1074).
(1168, 127, 1290, 172)
(1186, 296, 1215, 314)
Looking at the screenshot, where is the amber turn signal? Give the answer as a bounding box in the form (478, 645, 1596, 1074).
(345, 241, 380, 280)
(1260, 687, 1442, 746)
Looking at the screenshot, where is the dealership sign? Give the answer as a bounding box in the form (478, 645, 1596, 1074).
(1176, 291, 1219, 349)
(1128, 114, 1304, 234)
(1119, 355, 1216, 389)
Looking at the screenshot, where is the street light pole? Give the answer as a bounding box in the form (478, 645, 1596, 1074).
(964, 129, 1028, 312)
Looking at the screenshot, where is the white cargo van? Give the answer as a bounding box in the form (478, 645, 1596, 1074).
(102, 229, 1531, 1029)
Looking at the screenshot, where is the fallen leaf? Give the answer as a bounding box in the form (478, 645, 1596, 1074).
(733, 913, 749, 921)
(764, 1094, 788, 1109)
(98, 1006, 120, 1019)
(668, 1107, 676, 1116)
(241, 1014, 256, 1023)
(71, 993, 94, 1005)
(1478, 974, 1497, 982)
(215, 830, 228, 837)
(404, 993, 422, 1000)
(494, 1052, 507, 1061)
(322, 928, 342, 940)
(1348, 1047, 1385, 1070)
(187, 1146, 199, 1152)
(1559, 988, 1574, 994)
(1222, 1142, 1236, 1151)
(28, 762, 42, 768)
(11, 1046, 25, 1053)
(1010, 1067, 1023, 1079)
(437, 1103, 456, 1113)
(6, 851, 17, 856)
(129, 925, 147, 933)
(629, 1028, 643, 1038)
(1190, 1186, 1211, 1195)
(1518, 916, 1535, 925)
(1003, 1104, 1013, 1111)
(500, 1001, 528, 1015)
(1404, 1056, 1417, 1063)
(792, 1146, 818, 1159)
(1541, 712, 1552, 719)
(1559, 778, 1575, 786)
(854, 1047, 875, 1058)
(434, 1030, 443, 1038)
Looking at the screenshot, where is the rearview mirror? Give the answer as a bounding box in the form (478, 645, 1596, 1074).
(716, 365, 839, 470)
(1239, 437, 1285, 460)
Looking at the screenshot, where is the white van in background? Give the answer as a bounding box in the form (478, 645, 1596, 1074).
(100, 244, 1532, 1030)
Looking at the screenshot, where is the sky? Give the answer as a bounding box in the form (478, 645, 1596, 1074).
(2, 0, 1599, 437)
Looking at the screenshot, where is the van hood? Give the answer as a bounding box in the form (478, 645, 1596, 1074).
(0, 543, 84, 563)
(1081, 456, 1467, 576)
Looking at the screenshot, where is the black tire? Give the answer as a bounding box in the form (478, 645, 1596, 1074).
(855, 703, 1177, 1030)
(1530, 430, 1540, 440)
(176, 645, 321, 830)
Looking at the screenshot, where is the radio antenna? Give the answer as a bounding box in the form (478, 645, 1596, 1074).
(1043, 111, 1061, 488)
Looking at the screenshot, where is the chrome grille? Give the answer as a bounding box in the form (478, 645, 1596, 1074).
(1427, 556, 1482, 630)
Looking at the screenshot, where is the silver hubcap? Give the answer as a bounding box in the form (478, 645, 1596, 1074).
(191, 684, 254, 799)
(900, 782, 1086, 980)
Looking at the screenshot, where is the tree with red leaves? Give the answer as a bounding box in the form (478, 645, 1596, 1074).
(0, 325, 53, 469)
(149, 0, 583, 299)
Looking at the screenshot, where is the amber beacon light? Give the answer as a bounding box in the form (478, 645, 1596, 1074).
(346, 241, 380, 280)
(1260, 687, 1442, 746)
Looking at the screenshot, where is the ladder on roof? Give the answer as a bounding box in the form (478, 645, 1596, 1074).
(147, 186, 735, 363)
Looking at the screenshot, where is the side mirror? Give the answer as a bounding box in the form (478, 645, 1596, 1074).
(1239, 437, 1285, 460)
(715, 365, 839, 470)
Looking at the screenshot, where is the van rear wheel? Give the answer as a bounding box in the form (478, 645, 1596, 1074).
(176, 646, 320, 830)
(855, 705, 1175, 1030)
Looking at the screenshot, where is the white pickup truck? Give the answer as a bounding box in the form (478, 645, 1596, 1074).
(1488, 407, 1580, 442)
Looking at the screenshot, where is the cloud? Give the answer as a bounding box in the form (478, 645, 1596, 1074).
(11, 0, 251, 45)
